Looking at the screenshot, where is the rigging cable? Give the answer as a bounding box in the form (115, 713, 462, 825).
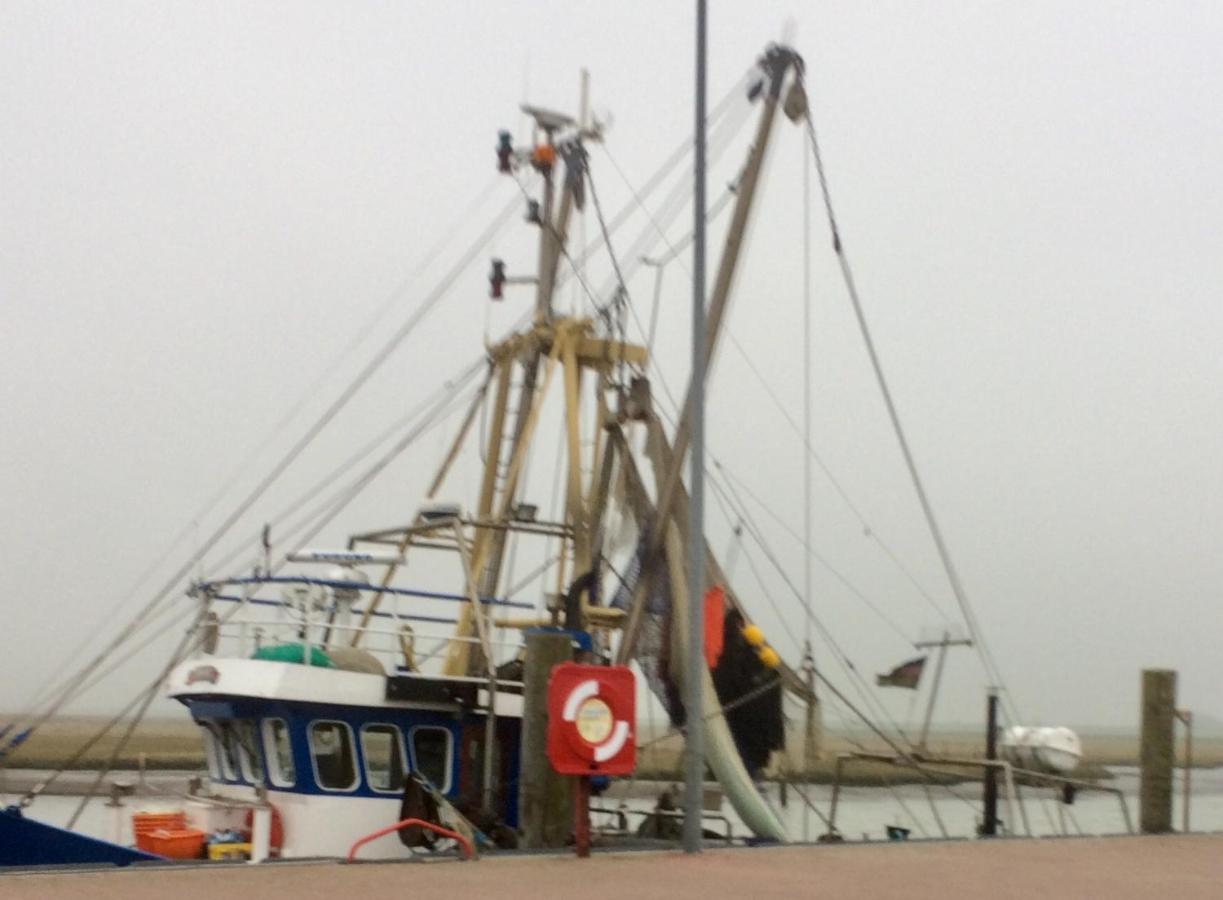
(1, 213, 516, 758)
(563, 68, 755, 278)
(59, 363, 486, 808)
(31, 358, 489, 724)
(6, 183, 522, 737)
(713, 461, 915, 646)
(4, 213, 515, 755)
(799, 80, 1018, 722)
(640, 341, 922, 751)
(599, 141, 956, 628)
(204, 356, 491, 582)
(708, 473, 916, 748)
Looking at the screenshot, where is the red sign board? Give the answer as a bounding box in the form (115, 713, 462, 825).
(546, 663, 636, 776)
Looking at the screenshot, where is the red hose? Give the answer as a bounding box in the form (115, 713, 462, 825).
(346, 818, 473, 862)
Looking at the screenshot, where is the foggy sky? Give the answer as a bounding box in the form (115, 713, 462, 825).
(3, 1, 1223, 731)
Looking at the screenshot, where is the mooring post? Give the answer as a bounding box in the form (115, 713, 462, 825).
(1140, 668, 1177, 834)
(520, 628, 574, 848)
(981, 688, 999, 837)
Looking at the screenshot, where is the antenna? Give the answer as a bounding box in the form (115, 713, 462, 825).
(913, 631, 974, 752)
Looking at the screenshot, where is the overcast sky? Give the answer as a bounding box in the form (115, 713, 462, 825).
(3, 1, 1222, 732)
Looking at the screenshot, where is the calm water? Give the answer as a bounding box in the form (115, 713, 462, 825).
(604, 766, 1223, 843)
(4, 766, 1221, 849)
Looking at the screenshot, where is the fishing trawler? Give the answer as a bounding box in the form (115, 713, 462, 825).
(1, 29, 1109, 865)
(2, 42, 823, 864)
(156, 42, 814, 861)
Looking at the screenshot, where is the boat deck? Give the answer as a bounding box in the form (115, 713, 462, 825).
(4, 834, 1221, 899)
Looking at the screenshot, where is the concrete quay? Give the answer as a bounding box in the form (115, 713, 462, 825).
(3, 834, 1220, 899)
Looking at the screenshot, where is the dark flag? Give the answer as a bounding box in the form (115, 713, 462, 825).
(876, 656, 926, 689)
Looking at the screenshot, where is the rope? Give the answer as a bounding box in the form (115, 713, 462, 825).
(647, 380, 919, 754)
(714, 462, 917, 646)
(709, 481, 905, 751)
(203, 357, 490, 583)
(563, 69, 754, 279)
(284, 365, 487, 559)
(800, 82, 1018, 723)
(65, 617, 202, 828)
(6, 363, 484, 773)
(3, 191, 524, 758)
(9, 186, 513, 726)
(601, 134, 955, 630)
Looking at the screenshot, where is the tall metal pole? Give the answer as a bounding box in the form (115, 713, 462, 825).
(801, 73, 815, 844)
(683, 0, 707, 855)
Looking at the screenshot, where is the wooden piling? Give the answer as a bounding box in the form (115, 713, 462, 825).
(981, 690, 999, 837)
(1140, 668, 1177, 834)
(519, 628, 573, 848)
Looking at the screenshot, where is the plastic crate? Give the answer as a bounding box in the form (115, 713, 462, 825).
(132, 811, 186, 852)
(145, 827, 206, 860)
(207, 841, 252, 861)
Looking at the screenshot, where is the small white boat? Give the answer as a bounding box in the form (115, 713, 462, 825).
(1000, 726, 1082, 774)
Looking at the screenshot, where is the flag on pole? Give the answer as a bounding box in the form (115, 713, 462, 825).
(876, 656, 926, 689)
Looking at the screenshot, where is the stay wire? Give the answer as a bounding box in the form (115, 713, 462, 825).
(714, 461, 916, 647)
(562, 68, 754, 277)
(4, 186, 524, 750)
(12, 190, 511, 725)
(37, 365, 487, 724)
(801, 83, 1017, 722)
(603, 137, 954, 630)
(703, 456, 899, 741)
(711, 476, 916, 750)
(647, 368, 914, 749)
(204, 356, 490, 582)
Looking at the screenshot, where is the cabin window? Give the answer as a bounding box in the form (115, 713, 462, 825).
(360, 724, 406, 794)
(309, 720, 358, 792)
(233, 720, 264, 785)
(203, 722, 239, 781)
(262, 718, 295, 787)
(199, 725, 222, 780)
(410, 726, 452, 793)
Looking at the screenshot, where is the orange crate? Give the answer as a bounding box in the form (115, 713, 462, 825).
(132, 811, 186, 852)
(145, 827, 207, 860)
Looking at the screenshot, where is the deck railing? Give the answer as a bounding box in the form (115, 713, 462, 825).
(190, 574, 540, 677)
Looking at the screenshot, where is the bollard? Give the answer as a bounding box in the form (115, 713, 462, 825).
(249, 805, 271, 863)
(1140, 669, 1177, 834)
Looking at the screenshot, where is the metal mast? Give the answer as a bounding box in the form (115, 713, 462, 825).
(683, 0, 708, 854)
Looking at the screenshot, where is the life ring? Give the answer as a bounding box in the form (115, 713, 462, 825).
(559, 677, 633, 765)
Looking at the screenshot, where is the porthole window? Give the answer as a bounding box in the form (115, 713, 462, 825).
(409, 726, 453, 793)
(360, 724, 406, 794)
(262, 718, 295, 787)
(309, 720, 358, 791)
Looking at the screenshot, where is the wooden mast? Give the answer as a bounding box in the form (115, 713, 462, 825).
(442, 91, 624, 676)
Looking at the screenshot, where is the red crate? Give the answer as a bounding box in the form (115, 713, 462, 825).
(145, 827, 206, 860)
(132, 811, 186, 852)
